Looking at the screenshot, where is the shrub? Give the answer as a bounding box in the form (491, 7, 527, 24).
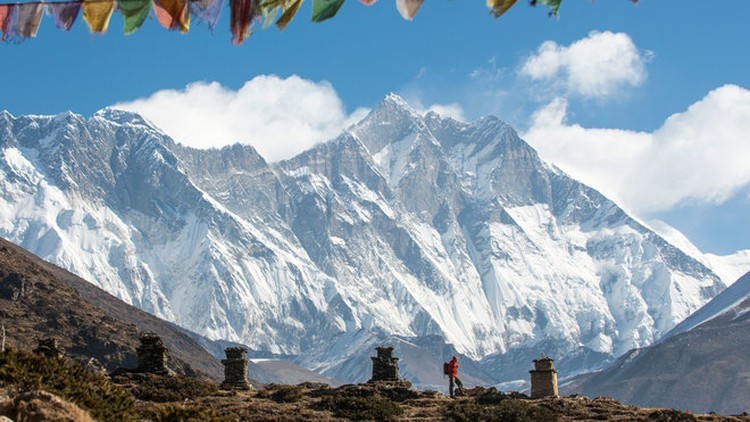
(268, 385, 305, 403)
(648, 409, 697, 421)
(0, 349, 137, 421)
(141, 403, 221, 422)
(124, 374, 218, 402)
(446, 398, 557, 422)
(317, 395, 404, 421)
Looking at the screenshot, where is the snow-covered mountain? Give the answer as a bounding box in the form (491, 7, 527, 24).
(0, 96, 726, 385)
(646, 219, 750, 287)
(661, 270, 750, 340)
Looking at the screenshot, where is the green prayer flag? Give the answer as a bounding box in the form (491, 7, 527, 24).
(121, 0, 153, 35)
(532, 0, 561, 16)
(311, 0, 343, 22)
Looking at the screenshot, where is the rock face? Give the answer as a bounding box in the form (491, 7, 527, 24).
(221, 347, 251, 390)
(0, 98, 725, 386)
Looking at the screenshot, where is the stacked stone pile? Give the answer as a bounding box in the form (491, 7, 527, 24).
(134, 333, 174, 376)
(221, 347, 251, 390)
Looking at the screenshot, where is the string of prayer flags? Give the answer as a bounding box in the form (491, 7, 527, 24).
(530, 0, 561, 16)
(13, 2, 44, 38)
(190, 0, 223, 31)
(230, 0, 256, 45)
(154, 0, 190, 33)
(83, 0, 115, 33)
(396, 0, 423, 20)
(311, 0, 343, 23)
(120, 0, 152, 35)
(0, 4, 15, 41)
(275, 0, 301, 30)
(46, 1, 81, 31)
(0, 0, 641, 45)
(487, 0, 517, 18)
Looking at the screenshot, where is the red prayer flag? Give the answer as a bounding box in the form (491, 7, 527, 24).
(230, 0, 254, 45)
(0, 4, 15, 41)
(154, 0, 190, 33)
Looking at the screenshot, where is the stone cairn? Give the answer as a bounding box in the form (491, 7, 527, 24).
(221, 347, 251, 390)
(529, 355, 558, 398)
(368, 346, 406, 384)
(33, 338, 63, 359)
(135, 333, 174, 376)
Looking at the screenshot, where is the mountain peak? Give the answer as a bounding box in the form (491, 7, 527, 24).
(93, 108, 155, 128)
(375, 93, 421, 118)
(382, 92, 410, 106)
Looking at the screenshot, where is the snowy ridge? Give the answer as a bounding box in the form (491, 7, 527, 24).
(661, 271, 750, 341)
(0, 97, 726, 384)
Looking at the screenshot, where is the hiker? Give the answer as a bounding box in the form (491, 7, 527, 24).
(446, 355, 464, 397)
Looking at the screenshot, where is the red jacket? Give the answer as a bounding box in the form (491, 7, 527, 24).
(447, 358, 459, 377)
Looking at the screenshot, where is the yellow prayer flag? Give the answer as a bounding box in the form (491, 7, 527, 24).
(487, 0, 517, 18)
(83, 0, 115, 33)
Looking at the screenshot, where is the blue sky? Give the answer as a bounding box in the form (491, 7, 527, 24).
(1, 0, 749, 255)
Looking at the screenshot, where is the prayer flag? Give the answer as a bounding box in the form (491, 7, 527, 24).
(487, 0, 517, 18)
(395, 0, 422, 20)
(154, 0, 190, 33)
(121, 0, 152, 35)
(83, 0, 115, 33)
(260, 0, 280, 29)
(191, 0, 223, 31)
(0, 5, 14, 41)
(14, 2, 44, 38)
(359, 0, 376, 5)
(311, 0, 343, 23)
(45, 1, 81, 31)
(530, 0, 561, 16)
(276, 0, 302, 30)
(230, 0, 255, 45)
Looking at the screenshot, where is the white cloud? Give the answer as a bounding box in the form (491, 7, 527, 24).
(422, 102, 467, 122)
(113, 75, 369, 161)
(523, 84, 750, 213)
(521, 31, 650, 99)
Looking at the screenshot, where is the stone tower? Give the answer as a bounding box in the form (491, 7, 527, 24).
(221, 347, 252, 390)
(34, 338, 63, 359)
(135, 333, 174, 376)
(369, 347, 401, 382)
(529, 355, 558, 398)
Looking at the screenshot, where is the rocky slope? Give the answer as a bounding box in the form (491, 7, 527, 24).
(0, 236, 222, 379)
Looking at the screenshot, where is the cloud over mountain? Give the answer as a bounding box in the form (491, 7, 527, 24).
(113, 75, 369, 161)
(523, 84, 750, 214)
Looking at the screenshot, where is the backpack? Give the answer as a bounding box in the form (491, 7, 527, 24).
(443, 362, 450, 375)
